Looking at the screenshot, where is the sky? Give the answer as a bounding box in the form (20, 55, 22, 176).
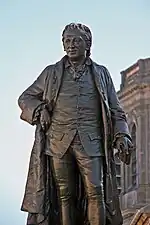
(0, 0, 150, 224)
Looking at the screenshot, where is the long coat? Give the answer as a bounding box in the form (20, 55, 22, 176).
(18, 56, 131, 225)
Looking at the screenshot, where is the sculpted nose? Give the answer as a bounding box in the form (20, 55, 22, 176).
(69, 39, 75, 47)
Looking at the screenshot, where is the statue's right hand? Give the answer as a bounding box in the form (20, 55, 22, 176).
(40, 108, 51, 131)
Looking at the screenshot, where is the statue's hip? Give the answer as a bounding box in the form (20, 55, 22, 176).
(45, 126, 104, 158)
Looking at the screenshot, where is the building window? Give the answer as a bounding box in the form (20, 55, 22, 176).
(114, 152, 121, 195)
(131, 123, 137, 188)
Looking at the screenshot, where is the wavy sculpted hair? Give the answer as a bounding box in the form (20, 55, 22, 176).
(62, 23, 92, 57)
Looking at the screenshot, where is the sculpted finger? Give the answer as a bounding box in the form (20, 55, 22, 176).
(127, 141, 133, 155)
(115, 140, 122, 152)
(40, 119, 46, 130)
(41, 124, 45, 130)
(128, 141, 134, 151)
(126, 149, 130, 155)
(45, 121, 49, 129)
(44, 120, 50, 131)
(119, 143, 125, 153)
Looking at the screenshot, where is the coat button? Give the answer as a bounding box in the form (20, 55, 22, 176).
(53, 75, 57, 84)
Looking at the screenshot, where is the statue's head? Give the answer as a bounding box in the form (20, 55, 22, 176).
(62, 23, 92, 61)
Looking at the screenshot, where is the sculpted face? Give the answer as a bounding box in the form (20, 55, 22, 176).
(63, 29, 87, 61)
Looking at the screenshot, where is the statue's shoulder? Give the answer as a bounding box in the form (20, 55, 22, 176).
(91, 60, 111, 80)
(91, 60, 108, 71)
(43, 57, 64, 76)
(44, 64, 56, 72)
(46, 57, 65, 72)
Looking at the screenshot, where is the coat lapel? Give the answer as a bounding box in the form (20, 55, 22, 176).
(53, 57, 65, 103)
(92, 61, 116, 214)
(91, 62, 111, 116)
(44, 57, 65, 106)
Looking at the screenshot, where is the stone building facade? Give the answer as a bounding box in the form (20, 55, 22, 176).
(116, 58, 150, 211)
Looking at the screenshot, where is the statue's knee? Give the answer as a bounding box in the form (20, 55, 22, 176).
(59, 186, 72, 202)
(86, 185, 104, 200)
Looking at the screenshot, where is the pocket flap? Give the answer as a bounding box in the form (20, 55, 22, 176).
(50, 132, 64, 141)
(89, 133, 102, 140)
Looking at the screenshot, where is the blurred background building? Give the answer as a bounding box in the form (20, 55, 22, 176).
(116, 58, 150, 224)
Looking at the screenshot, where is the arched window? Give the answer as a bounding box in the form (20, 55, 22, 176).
(114, 152, 121, 195)
(131, 123, 137, 188)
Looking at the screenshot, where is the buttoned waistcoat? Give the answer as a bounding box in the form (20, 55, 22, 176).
(47, 59, 104, 157)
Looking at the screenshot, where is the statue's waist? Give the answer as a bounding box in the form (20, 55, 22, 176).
(51, 114, 101, 127)
(47, 126, 102, 138)
(49, 122, 101, 132)
(45, 129, 104, 157)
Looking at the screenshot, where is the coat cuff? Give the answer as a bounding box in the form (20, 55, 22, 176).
(32, 104, 47, 124)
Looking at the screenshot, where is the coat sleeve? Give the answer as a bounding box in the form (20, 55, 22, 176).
(18, 66, 50, 125)
(103, 66, 131, 141)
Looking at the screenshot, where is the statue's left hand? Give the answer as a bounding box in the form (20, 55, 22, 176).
(115, 136, 133, 165)
(40, 108, 51, 131)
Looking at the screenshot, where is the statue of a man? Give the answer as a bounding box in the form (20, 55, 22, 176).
(18, 23, 133, 225)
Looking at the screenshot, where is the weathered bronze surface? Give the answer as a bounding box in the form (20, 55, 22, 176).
(18, 23, 133, 225)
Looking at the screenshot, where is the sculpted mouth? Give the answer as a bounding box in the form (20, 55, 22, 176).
(68, 48, 77, 52)
(68, 50, 77, 54)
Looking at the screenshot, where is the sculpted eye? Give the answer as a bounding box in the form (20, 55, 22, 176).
(74, 37, 82, 43)
(65, 39, 70, 44)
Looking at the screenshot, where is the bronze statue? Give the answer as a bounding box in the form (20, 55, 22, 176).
(18, 23, 133, 225)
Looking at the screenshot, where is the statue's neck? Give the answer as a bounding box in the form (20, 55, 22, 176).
(68, 56, 86, 68)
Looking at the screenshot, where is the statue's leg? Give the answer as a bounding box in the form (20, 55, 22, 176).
(72, 138, 106, 225)
(51, 151, 76, 225)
